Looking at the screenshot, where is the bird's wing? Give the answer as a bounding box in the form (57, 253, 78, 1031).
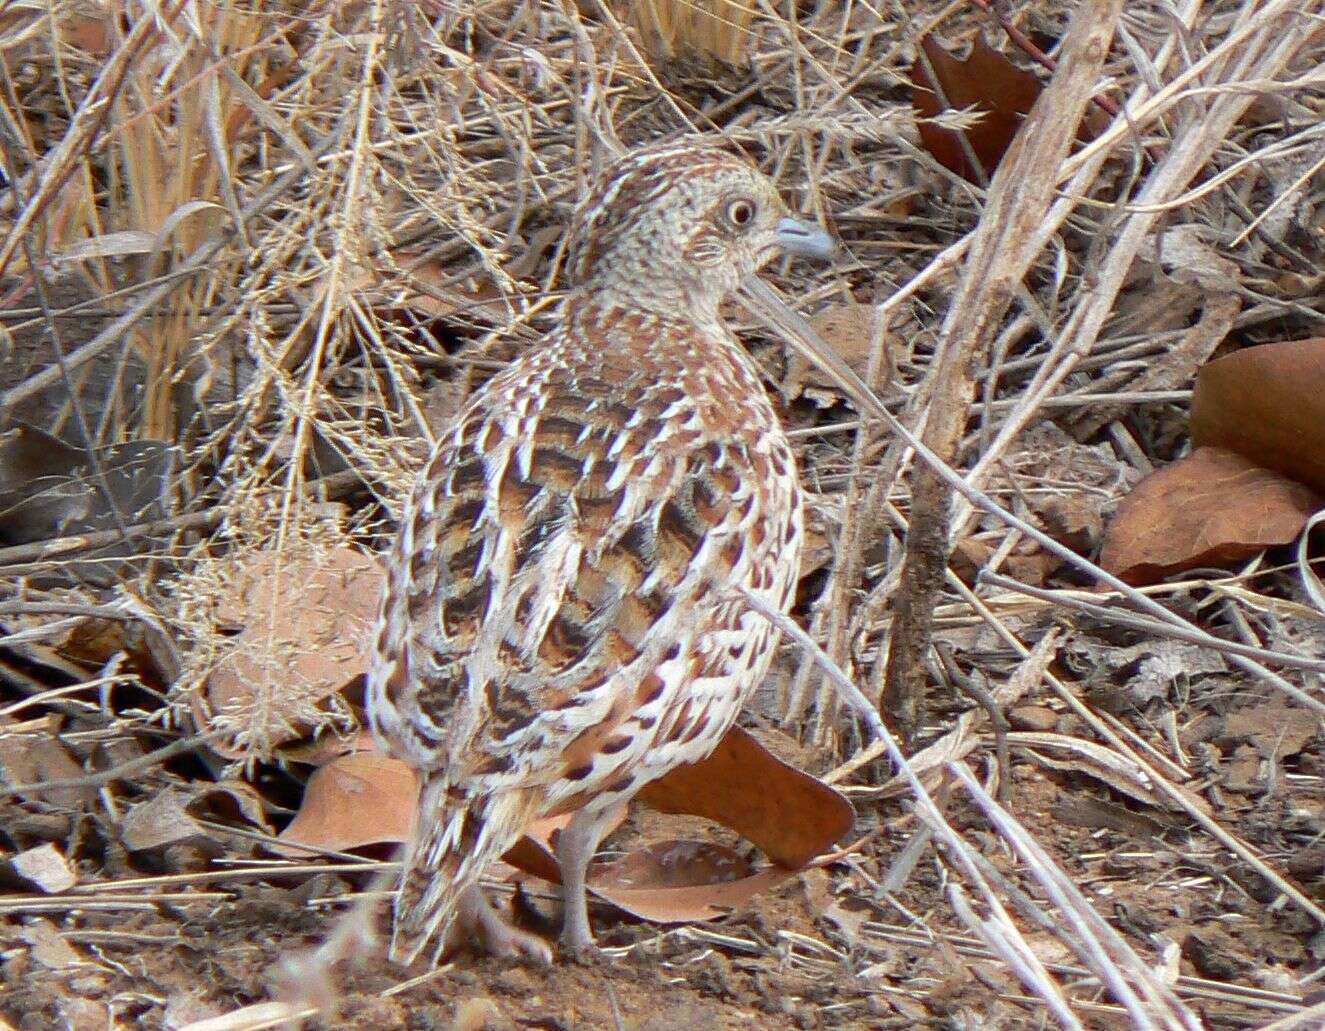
(374, 342, 794, 794)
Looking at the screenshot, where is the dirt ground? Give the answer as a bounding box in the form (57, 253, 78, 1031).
(2, 678, 1322, 1029)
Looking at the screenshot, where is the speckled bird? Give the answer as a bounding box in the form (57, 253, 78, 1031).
(367, 141, 834, 966)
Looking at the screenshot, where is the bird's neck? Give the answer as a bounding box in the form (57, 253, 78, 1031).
(561, 292, 734, 361)
(571, 267, 724, 328)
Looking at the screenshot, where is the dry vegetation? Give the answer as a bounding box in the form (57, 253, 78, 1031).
(1, 1, 1324, 1028)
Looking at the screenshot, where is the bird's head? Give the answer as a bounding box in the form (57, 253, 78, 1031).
(566, 143, 833, 319)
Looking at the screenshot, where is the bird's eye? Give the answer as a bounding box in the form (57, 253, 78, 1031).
(726, 199, 755, 228)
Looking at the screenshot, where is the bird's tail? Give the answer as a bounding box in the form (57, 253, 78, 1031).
(388, 776, 540, 966)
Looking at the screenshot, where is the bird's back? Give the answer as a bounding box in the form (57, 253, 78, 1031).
(368, 297, 804, 810)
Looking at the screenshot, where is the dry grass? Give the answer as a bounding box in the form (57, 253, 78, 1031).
(1, 0, 1324, 1027)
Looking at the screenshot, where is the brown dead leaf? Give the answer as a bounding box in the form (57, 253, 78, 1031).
(0, 424, 179, 585)
(782, 303, 895, 406)
(1148, 224, 1240, 292)
(588, 840, 767, 923)
(0, 7, 112, 59)
(276, 725, 853, 926)
(274, 749, 567, 882)
(1100, 446, 1321, 585)
(822, 897, 870, 948)
(798, 524, 833, 580)
(636, 725, 854, 870)
(194, 780, 275, 836)
(910, 34, 1108, 184)
(911, 35, 1044, 183)
(449, 997, 515, 1031)
(1011, 731, 1211, 816)
(63, 12, 114, 56)
(276, 728, 378, 768)
(595, 839, 754, 889)
(351, 249, 513, 339)
(1219, 700, 1319, 759)
(120, 788, 216, 854)
(384, 254, 509, 320)
(200, 546, 383, 758)
(0, 720, 96, 807)
(117, 782, 271, 858)
(507, 830, 818, 923)
(1191, 337, 1325, 495)
(274, 751, 417, 856)
(1035, 493, 1105, 554)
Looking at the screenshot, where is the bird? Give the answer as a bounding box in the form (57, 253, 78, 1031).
(366, 139, 834, 966)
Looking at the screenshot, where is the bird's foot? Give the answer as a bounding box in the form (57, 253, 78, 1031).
(560, 939, 604, 966)
(558, 917, 603, 965)
(458, 886, 552, 965)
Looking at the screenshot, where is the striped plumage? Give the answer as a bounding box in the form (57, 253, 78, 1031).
(367, 142, 833, 965)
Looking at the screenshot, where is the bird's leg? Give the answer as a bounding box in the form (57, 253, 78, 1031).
(454, 884, 552, 964)
(555, 799, 627, 953)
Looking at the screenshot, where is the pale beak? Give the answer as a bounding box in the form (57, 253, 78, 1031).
(774, 216, 835, 260)
(746, 216, 883, 420)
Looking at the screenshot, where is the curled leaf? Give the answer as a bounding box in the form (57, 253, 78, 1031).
(1100, 447, 1320, 585)
(911, 36, 1042, 182)
(635, 725, 853, 870)
(1191, 337, 1325, 494)
(275, 725, 854, 926)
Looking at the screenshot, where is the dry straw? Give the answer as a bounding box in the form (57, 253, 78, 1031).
(1, 0, 1323, 1026)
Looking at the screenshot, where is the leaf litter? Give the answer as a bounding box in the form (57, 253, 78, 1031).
(0, 1, 1323, 1028)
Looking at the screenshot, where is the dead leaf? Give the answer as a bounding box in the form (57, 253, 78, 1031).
(798, 524, 833, 580)
(497, 830, 822, 924)
(116, 782, 268, 860)
(380, 254, 509, 320)
(0, 7, 112, 59)
(274, 750, 416, 856)
(275, 725, 853, 926)
(1050, 795, 1169, 837)
(352, 249, 513, 336)
(1120, 641, 1227, 707)
(1219, 700, 1320, 759)
(162, 994, 227, 1030)
(274, 749, 570, 882)
(822, 897, 870, 948)
(1071, 290, 1239, 442)
(911, 36, 1043, 183)
(194, 780, 275, 837)
(21, 919, 88, 970)
(1147, 224, 1240, 292)
(598, 839, 754, 889)
(1191, 337, 1325, 495)
(635, 725, 854, 870)
(120, 788, 216, 853)
(1100, 446, 1321, 585)
(65, 13, 114, 56)
(0, 721, 96, 807)
(0, 424, 178, 583)
(199, 547, 383, 758)
(1012, 731, 1211, 816)
(4, 843, 76, 893)
(782, 303, 895, 405)
(587, 841, 780, 923)
(1035, 493, 1105, 554)
(276, 728, 378, 767)
(449, 997, 515, 1031)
